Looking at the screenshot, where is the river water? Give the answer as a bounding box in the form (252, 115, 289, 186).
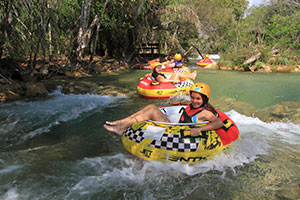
(0, 69, 300, 200)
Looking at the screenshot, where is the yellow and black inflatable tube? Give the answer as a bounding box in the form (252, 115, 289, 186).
(122, 121, 229, 163)
(171, 66, 191, 74)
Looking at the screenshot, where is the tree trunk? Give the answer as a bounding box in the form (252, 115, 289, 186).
(0, 0, 14, 59)
(47, 1, 52, 61)
(243, 49, 280, 65)
(41, 0, 46, 68)
(76, 0, 92, 61)
(89, 0, 109, 67)
(88, 19, 100, 67)
(32, 35, 42, 70)
(243, 52, 262, 65)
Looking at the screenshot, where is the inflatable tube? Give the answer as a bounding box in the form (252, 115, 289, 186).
(197, 58, 216, 67)
(141, 58, 160, 70)
(137, 77, 194, 99)
(139, 64, 152, 70)
(122, 106, 240, 163)
(139, 64, 191, 74)
(161, 66, 191, 74)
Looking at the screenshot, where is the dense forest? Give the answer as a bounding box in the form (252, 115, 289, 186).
(0, 0, 300, 82)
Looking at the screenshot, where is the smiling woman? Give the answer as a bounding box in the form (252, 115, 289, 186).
(119, 84, 239, 163)
(104, 82, 230, 138)
(121, 105, 240, 163)
(146, 62, 197, 83)
(103, 82, 240, 163)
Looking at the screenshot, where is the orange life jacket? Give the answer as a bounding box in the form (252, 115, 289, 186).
(179, 104, 240, 146)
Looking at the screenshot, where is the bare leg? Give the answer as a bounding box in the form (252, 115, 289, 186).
(170, 70, 197, 81)
(104, 104, 170, 136)
(191, 70, 197, 80)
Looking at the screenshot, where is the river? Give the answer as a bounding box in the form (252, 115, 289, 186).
(0, 68, 300, 199)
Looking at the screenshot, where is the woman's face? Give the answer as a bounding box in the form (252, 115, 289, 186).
(190, 92, 203, 108)
(154, 65, 162, 72)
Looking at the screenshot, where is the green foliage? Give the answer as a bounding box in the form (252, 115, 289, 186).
(266, 13, 300, 49)
(1, 0, 300, 67)
(58, 0, 81, 24)
(268, 57, 289, 65)
(254, 61, 263, 68)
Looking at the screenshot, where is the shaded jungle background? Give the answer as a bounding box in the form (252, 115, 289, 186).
(1, 0, 300, 77)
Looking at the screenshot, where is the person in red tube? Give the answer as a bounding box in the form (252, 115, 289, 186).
(144, 62, 197, 83)
(165, 53, 184, 67)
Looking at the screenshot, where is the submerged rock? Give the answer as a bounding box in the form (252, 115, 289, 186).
(254, 102, 300, 124)
(213, 97, 300, 124)
(25, 82, 48, 98)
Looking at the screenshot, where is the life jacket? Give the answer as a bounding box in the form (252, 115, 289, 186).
(179, 104, 240, 146)
(152, 71, 166, 81)
(179, 104, 204, 123)
(174, 61, 183, 67)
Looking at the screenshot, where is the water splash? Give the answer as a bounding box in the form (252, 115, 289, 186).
(0, 87, 124, 146)
(1, 188, 19, 200)
(227, 110, 300, 145)
(0, 165, 23, 175)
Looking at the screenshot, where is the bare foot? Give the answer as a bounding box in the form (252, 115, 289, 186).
(104, 124, 123, 136)
(105, 120, 120, 126)
(191, 70, 197, 80)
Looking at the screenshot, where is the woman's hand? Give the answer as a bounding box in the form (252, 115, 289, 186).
(182, 129, 201, 137)
(190, 128, 201, 137)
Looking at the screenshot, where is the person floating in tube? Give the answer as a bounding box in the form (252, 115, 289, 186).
(104, 83, 238, 138)
(144, 62, 197, 83)
(161, 53, 184, 68)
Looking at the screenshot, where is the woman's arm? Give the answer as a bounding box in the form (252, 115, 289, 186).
(190, 110, 224, 137)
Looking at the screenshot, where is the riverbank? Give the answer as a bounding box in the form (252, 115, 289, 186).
(0, 56, 133, 103)
(202, 63, 300, 73)
(0, 57, 299, 104)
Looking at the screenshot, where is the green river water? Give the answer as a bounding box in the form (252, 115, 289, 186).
(0, 68, 300, 199)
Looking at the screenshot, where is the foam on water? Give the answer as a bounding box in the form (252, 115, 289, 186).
(67, 125, 271, 197)
(64, 110, 300, 197)
(1, 188, 19, 200)
(0, 165, 23, 175)
(64, 133, 268, 199)
(227, 110, 300, 146)
(65, 145, 260, 199)
(0, 87, 124, 145)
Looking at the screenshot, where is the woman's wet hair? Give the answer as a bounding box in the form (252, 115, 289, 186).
(200, 93, 208, 106)
(153, 65, 161, 72)
(200, 93, 218, 115)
